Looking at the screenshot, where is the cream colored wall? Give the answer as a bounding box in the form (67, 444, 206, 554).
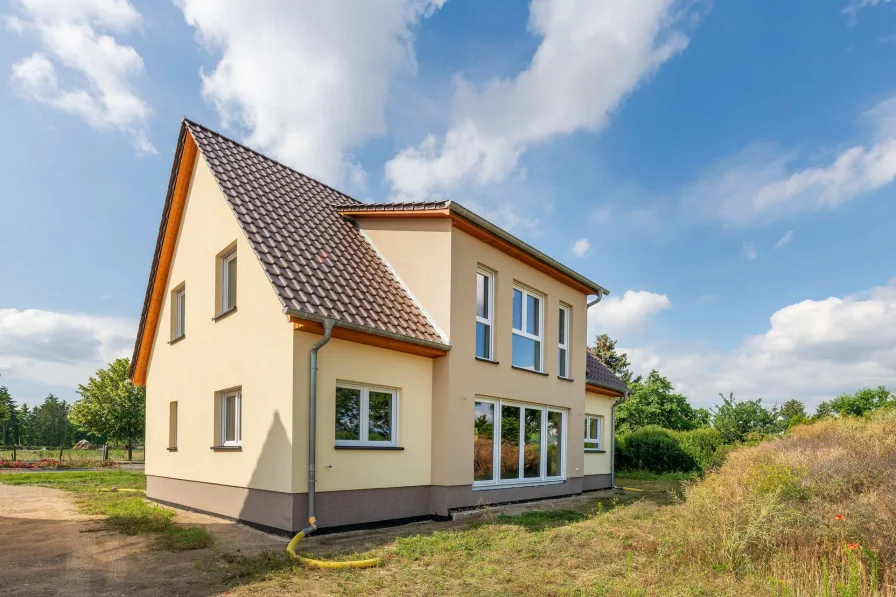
(584, 391, 615, 476)
(145, 152, 295, 493)
(291, 334, 433, 493)
(356, 218, 452, 339)
(432, 226, 590, 486)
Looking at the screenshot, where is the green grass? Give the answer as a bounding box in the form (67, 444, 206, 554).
(0, 470, 146, 490)
(0, 470, 211, 551)
(493, 509, 587, 532)
(616, 470, 700, 481)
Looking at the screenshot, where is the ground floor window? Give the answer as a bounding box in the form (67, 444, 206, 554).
(585, 414, 603, 450)
(335, 383, 397, 446)
(474, 398, 566, 487)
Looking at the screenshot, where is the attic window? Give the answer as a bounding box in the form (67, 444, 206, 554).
(220, 248, 237, 315)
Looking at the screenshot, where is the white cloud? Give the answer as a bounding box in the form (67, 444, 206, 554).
(386, 0, 695, 199)
(178, 0, 446, 186)
(743, 240, 758, 260)
(571, 238, 591, 257)
(774, 230, 794, 249)
(843, 0, 895, 17)
(685, 95, 896, 226)
(588, 290, 672, 341)
(0, 309, 134, 389)
(623, 279, 896, 409)
(6, 0, 154, 154)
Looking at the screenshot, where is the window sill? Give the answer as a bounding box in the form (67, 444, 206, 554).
(511, 365, 549, 376)
(168, 335, 185, 346)
(334, 445, 404, 451)
(167, 447, 178, 452)
(210, 445, 242, 451)
(473, 479, 566, 491)
(212, 307, 237, 322)
(557, 376, 574, 382)
(475, 356, 499, 365)
(584, 449, 606, 453)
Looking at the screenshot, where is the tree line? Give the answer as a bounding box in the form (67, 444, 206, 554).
(0, 358, 145, 460)
(591, 333, 895, 444)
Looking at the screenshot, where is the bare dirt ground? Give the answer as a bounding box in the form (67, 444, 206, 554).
(0, 483, 280, 597)
(0, 482, 631, 596)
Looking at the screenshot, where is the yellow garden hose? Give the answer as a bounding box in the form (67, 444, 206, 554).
(285, 518, 381, 569)
(98, 487, 145, 493)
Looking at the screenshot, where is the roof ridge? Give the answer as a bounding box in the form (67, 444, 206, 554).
(182, 117, 363, 207)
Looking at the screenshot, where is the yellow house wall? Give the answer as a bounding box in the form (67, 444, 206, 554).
(584, 390, 615, 476)
(291, 333, 433, 493)
(145, 152, 295, 493)
(355, 218, 453, 340)
(432, 226, 590, 487)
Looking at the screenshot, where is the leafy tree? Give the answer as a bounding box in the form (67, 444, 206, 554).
(778, 399, 807, 430)
(829, 386, 894, 417)
(589, 334, 638, 384)
(71, 358, 145, 460)
(30, 395, 71, 457)
(0, 386, 11, 444)
(814, 400, 833, 420)
(17, 404, 33, 445)
(616, 370, 707, 432)
(711, 392, 778, 444)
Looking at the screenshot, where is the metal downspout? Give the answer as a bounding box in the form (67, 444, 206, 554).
(610, 391, 630, 489)
(303, 318, 335, 536)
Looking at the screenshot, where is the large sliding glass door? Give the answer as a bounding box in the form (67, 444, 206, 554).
(473, 398, 566, 487)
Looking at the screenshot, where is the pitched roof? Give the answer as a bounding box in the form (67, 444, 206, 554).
(337, 200, 609, 296)
(130, 121, 448, 379)
(585, 351, 630, 395)
(186, 120, 450, 345)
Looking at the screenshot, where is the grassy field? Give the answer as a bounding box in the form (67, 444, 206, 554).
(0, 470, 211, 551)
(3, 412, 894, 595)
(217, 412, 895, 596)
(0, 448, 145, 462)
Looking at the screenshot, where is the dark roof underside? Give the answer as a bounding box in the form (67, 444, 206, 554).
(585, 351, 630, 394)
(185, 120, 444, 345)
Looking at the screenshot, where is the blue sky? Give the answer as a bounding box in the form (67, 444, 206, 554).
(1, 0, 895, 409)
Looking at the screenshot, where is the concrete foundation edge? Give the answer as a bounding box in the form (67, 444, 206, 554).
(147, 475, 612, 532)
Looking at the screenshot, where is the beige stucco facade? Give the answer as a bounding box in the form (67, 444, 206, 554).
(143, 148, 618, 532)
(584, 390, 616, 476)
(145, 154, 295, 494)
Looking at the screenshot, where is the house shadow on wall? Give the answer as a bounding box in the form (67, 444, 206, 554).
(238, 411, 296, 533)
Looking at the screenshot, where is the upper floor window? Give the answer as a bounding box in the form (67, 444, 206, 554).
(475, 269, 494, 360)
(171, 284, 185, 341)
(335, 384, 397, 447)
(558, 305, 570, 378)
(585, 414, 603, 451)
(220, 248, 237, 314)
(220, 389, 242, 446)
(512, 286, 543, 371)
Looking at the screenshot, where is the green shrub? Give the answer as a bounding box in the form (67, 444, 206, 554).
(615, 427, 699, 473)
(671, 427, 728, 471)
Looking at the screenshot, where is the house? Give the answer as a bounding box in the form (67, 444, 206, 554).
(129, 119, 630, 534)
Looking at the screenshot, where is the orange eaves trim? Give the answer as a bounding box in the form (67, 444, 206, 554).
(585, 383, 624, 398)
(289, 316, 449, 358)
(131, 132, 198, 386)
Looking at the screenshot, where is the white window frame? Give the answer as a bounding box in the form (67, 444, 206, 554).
(585, 414, 603, 451)
(475, 268, 495, 360)
(558, 304, 570, 378)
(512, 285, 544, 372)
(220, 389, 242, 446)
(221, 249, 237, 313)
(335, 383, 398, 447)
(473, 397, 567, 489)
(174, 286, 186, 340)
